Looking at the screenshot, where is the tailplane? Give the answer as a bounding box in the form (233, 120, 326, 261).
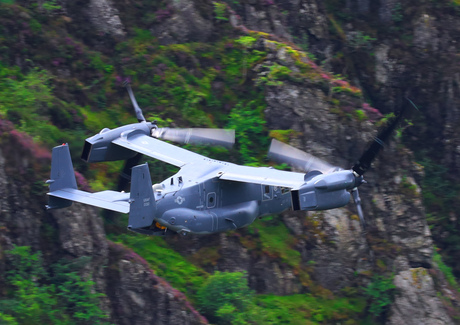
(46, 144, 130, 213)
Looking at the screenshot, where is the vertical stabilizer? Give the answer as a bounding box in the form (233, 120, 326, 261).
(128, 163, 156, 229)
(46, 144, 77, 209)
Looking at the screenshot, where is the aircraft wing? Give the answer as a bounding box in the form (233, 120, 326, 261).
(220, 164, 305, 188)
(48, 189, 130, 213)
(112, 130, 305, 187)
(113, 132, 206, 167)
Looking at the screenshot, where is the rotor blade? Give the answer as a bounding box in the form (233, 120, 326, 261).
(351, 188, 366, 230)
(124, 82, 146, 122)
(151, 128, 235, 148)
(268, 139, 336, 174)
(352, 107, 406, 176)
(117, 153, 143, 192)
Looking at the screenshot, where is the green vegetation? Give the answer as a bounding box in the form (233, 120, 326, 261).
(197, 271, 262, 324)
(419, 156, 460, 275)
(0, 66, 64, 145)
(0, 246, 108, 324)
(399, 174, 418, 198)
(109, 233, 208, 298)
(42, 0, 61, 11)
(391, 3, 404, 23)
(235, 36, 257, 48)
(347, 31, 376, 51)
(196, 271, 366, 324)
(227, 99, 268, 165)
(268, 129, 299, 143)
(433, 250, 460, 291)
(213, 2, 228, 21)
(251, 216, 301, 268)
(0, 1, 446, 323)
(420, 157, 459, 215)
(257, 294, 366, 324)
(363, 274, 396, 318)
(257, 63, 293, 87)
(354, 109, 367, 121)
(113, 220, 369, 323)
(0, 1, 277, 184)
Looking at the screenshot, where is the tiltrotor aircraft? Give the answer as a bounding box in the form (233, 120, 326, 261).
(46, 84, 403, 236)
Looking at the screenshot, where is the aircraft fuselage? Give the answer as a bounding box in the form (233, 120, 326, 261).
(129, 158, 295, 236)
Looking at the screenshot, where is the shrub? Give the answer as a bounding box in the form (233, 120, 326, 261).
(364, 274, 396, 317)
(347, 31, 376, 50)
(433, 250, 460, 291)
(197, 271, 262, 324)
(227, 100, 267, 165)
(257, 63, 293, 87)
(213, 2, 228, 21)
(235, 36, 257, 49)
(354, 109, 367, 121)
(0, 246, 108, 324)
(0, 66, 69, 146)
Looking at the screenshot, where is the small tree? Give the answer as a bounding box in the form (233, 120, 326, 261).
(364, 274, 397, 318)
(197, 271, 260, 324)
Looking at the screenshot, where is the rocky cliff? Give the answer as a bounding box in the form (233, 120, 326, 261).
(0, 120, 206, 324)
(163, 37, 455, 323)
(144, 0, 460, 323)
(1, 0, 460, 323)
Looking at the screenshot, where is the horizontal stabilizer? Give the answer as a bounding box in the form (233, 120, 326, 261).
(47, 144, 130, 213)
(48, 189, 130, 213)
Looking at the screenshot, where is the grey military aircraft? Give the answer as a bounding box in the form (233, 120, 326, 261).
(46, 84, 403, 236)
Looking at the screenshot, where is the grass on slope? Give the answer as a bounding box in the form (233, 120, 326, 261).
(256, 294, 366, 324)
(108, 233, 208, 300)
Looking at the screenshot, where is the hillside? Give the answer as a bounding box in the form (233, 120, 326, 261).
(0, 0, 460, 324)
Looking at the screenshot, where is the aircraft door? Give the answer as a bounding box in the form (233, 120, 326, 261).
(206, 178, 220, 209)
(261, 184, 273, 201)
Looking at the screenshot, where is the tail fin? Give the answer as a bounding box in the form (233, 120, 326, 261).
(128, 163, 156, 229)
(46, 144, 77, 209)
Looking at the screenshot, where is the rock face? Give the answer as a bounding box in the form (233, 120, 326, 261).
(0, 122, 206, 324)
(2, 0, 460, 323)
(106, 242, 206, 325)
(207, 1, 459, 322)
(217, 233, 302, 295)
(140, 0, 458, 319)
(258, 26, 453, 323)
(86, 0, 126, 38)
(151, 0, 213, 45)
(162, 32, 455, 322)
(388, 267, 454, 325)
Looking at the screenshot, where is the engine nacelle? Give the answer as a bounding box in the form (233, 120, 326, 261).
(81, 123, 151, 162)
(292, 170, 355, 211)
